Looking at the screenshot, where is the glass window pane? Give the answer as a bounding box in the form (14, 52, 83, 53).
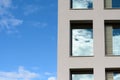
(105, 23, 120, 56)
(113, 28, 120, 55)
(112, 0, 120, 8)
(72, 0, 93, 9)
(72, 74, 93, 80)
(105, 0, 120, 8)
(106, 71, 120, 80)
(113, 73, 120, 80)
(72, 29, 93, 56)
(71, 69, 94, 80)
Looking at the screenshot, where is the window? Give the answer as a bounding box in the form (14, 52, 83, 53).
(105, 0, 120, 8)
(70, 20, 93, 56)
(105, 20, 120, 56)
(106, 68, 120, 80)
(70, 69, 94, 80)
(71, 0, 93, 9)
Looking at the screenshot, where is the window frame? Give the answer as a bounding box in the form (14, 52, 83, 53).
(70, 68, 94, 80)
(106, 68, 120, 80)
(105, 20, 120, 56)
(70, 20, 94, 57)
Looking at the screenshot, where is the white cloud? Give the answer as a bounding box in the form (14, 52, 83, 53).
(0, 0, 23, 33)
(72, 29, 93, 56)
(0, 66, 39, 80)
(0, 18, 22, 28)
(0, 66, 57, 80)
(23, 5, 39, 15)
(72, 0, 93, 9)
(48, 76, 56, 80)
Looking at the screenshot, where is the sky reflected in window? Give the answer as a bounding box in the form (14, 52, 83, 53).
(114, 73, 120, 80)
(112, 0, 120, 8)
(113, 28, 120, 55)
(72, 29, 93, 56)
(105, 0, 120, 8)
(72, 0, 93, 9)
(72, 74, 93, 80)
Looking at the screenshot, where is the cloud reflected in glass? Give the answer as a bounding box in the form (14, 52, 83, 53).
(113, 28, 120, 55)
(72, 74, 93, 80)
(72, 0, 93, 9)
(72, 29, 93, 56)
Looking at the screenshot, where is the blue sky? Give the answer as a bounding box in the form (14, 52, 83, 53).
(0, 0, 57, 80)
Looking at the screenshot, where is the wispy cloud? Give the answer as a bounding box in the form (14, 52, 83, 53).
(23, 5, 39, 16)
(32, 22, 48, 28)
(0, 0, 12, 8)
(0, 66, 39, 80)
(0, 0, 23, 33)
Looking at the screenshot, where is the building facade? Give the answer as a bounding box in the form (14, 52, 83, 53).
(58, 0, 120, 80)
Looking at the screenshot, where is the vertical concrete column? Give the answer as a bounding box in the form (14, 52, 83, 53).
(106, 72, 113, 80)
(105, 0, 112, 8)
(106, 26, 113, 55)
